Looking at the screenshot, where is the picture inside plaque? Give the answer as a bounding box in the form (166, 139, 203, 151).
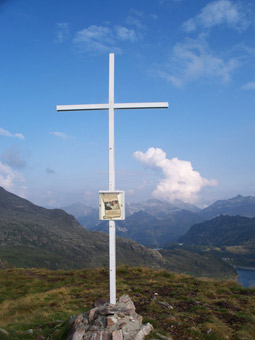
(102, 193, 121, 219)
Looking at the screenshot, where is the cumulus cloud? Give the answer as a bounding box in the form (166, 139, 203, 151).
(0, 161, 25, 193)
(1, 147, 26, 168)
(50, 131, 73, 140)
(183, 0, 249, 32)
(241, 81, 255, 91)
(0, 127, 24, 140)
(158, 38, 239, 87)
(55, 22, 70, 43)
(134, 147, 217, 204)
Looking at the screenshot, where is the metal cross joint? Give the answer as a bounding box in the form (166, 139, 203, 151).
(56, 53, 169, 305)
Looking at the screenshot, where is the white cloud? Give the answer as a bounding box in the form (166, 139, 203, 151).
(1, 147, 26, 168)
(183, 0, 249, 32)
(150, 14, 158, 20)
(0, 127, 24, 140)
(73, 25, 120, 54)
(55, 22, 70, 43)
(158, 38, 239, 87)
(130, 9, 143, 17)
(74, 25, 113, 44)
(126, 189, 135, 195)
(50, 131, 73, 140)
(241, 81, 255, 91)
(0, 161, 25, 193)
(73, 24, 140, 54)
(115, 25, 137, 42)
(125, 16, 144, 30)
(159, 0, 183, 4)
(134, 147, 217, 204)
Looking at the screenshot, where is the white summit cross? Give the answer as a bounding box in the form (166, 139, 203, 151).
(56, 53, 168, 304)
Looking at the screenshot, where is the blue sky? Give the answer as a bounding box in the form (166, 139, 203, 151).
(0, 0, 254, 208)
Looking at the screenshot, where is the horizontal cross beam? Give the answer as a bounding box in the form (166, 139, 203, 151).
(56, 53, 169, 306)
(56, 102, 168, 112)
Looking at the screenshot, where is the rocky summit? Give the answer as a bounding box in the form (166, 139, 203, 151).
(66, 295, 153, 340)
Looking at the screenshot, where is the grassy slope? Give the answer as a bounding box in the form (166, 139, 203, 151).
(159, 247, 236, 279)
(0, 267, 254, 340)
(207, 242, 255, 268)
(0, 186, 240, 277)
(0, 243, 237, 280)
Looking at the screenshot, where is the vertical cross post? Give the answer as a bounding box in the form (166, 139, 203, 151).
(108, 53, 116, 304)
(56, 53, 168, 305)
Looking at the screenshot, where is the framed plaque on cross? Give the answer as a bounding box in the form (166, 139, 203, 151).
(56, 53, 168, 304)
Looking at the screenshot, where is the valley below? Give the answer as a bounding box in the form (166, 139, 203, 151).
(1, 188, 255, 280)
(0, 188, 255, 339)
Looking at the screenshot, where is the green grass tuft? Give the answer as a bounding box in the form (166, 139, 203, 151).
(0, 266, 254, 340)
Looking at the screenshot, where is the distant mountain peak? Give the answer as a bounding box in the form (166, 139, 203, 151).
(179, 215, 255, 246)
(199, 195, 255, 219)
(0, 186, 171, 270)
(234, 194, 244, 199)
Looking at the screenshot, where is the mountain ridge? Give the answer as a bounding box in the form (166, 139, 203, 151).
(61, 195, 255, 248)
(90, 209, 203, 248)
(0, 186, 236, 278)
(179, 215, 255, 246)
(199, 195, 255, 219)
(0, 186, 166, 270)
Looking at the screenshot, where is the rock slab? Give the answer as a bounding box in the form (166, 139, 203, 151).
(66, 295, 153, 340)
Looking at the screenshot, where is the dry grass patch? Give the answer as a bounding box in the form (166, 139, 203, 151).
(0, 267, 254, 340)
